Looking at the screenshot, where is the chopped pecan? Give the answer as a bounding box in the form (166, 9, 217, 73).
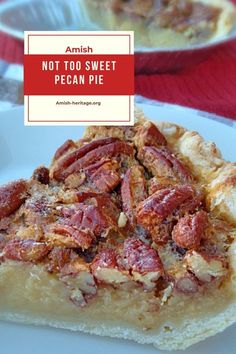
(75, 191, 104, 203)
(138, 146, 192, 183)
(56, 140, 134, 181)
(175, 274, 199, 295)
(136, 185, 195, 236)
(61, 258, 97, 307)
(64, 172, 86, 189)
(53, 139, 77, 161)
(124, 237, 163, 290)
(185, 250, 227, 283)
(148, 177, 174, 195)
(0, 180, 28, 219)
(32, 166, 50, 185)
(47, 247, 77, 273)
(47, 224, 94, 250)
(91, 249, 129, 284)
(68, 204, 109, 237)
(62, 193, 121, 239)
(152, 221, 174, 246)
(172, 211, 208, 249)
(52, 137, 119, 181)
(85, 159, 121, 193)
(3, 239, 49, 262)
(121, 166, 147, 225)
(134, 121, 167, 148)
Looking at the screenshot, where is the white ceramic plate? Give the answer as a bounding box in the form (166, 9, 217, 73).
(0, 104, 236, 354)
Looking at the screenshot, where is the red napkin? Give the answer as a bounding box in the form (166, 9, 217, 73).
(0, 0, 235, 120)
(136, 40, 236, 120)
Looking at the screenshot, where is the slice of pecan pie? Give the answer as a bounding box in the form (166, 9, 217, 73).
(0, 108, 236, 350)
(79, 0, 236, 48)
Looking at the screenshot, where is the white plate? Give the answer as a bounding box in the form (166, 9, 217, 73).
(0, 104, 236, 354)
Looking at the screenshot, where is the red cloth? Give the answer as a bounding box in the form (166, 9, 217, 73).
(136, 41, 236, 120)
(0, 0, 236, 119)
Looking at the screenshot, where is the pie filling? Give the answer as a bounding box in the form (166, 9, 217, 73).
(81, 0, 222, 47)
(0, 118, 235, 332)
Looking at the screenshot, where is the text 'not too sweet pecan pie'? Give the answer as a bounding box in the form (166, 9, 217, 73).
(0, 108, 236, 350)
(79, 0, 236, 48)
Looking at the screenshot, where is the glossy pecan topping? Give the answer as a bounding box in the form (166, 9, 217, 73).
(3, 239, 49, 262)
(75, 193, 121, 230)
(52, 137, 119, 181)
(91, 248, 129, 284)
(85, 159, 121, 193)
(138, 146, 192, 183)
(68, 205, 109, 237)
(53, 139, 77, 161)
(0, 180, 28, 219)
(47, 224, 94, 250)
(124, 238, 163, 290)
(63, 141, 134, 181)
(136, 185, 196, 234)
(121, 166, 147, 225)
(172, 210, 208, 249)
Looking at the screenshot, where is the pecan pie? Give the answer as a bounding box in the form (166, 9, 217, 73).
(0, 108, 236, 350)
(79, 0, 236, 47)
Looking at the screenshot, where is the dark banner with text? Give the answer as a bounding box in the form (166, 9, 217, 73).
(24, 54, 134, 96)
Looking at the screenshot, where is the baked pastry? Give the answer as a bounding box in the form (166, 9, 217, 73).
(0, 109, 236, 350)
(79, 0, 236, 48)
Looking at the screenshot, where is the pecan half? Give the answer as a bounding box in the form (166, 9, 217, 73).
(52, 137, 118, 181)
(57, 141, 134, 181)
(68, 204, 109, 237)
(46, 224, 94, 250)
(172, 210, 208, 249)
(134, 121, 167, 149)
(121, 166, 147, 225)
(91, 249, 129, 284)
(85, 159, 121, 193)
(53, 139, 77, 161)
(76, 191, 121, 221)
(124, 237, 163, 290)
(0, 180, 28, 219)
(136, 185, 195, 235)
(185, 250, 227, 283)
(3, 239, 49, 262)
(138, 146, 192, 183)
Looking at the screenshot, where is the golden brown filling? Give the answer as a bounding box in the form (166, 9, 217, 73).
(0, 120, 234, 310)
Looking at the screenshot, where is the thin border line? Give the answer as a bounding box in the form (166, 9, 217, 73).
(27, 33, 133, 123)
